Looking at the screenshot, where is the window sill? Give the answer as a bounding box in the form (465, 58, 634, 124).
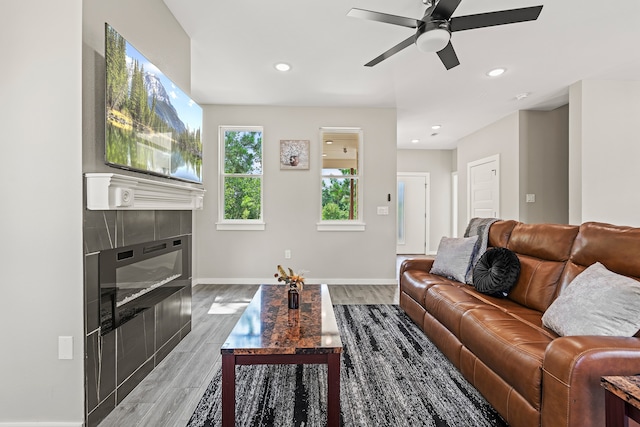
(216, 221, 266, 231)
(316, 221, 366, 232)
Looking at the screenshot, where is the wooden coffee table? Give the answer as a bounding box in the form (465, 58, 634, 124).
(221, 284, 343, 426)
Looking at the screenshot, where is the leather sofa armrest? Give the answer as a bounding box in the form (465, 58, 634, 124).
(399, 257, 435, 277)
(542, 335, 640, 427)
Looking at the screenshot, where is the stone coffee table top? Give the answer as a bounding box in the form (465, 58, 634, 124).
(602, 375, 640, 410)
(221, 284, 342, 355)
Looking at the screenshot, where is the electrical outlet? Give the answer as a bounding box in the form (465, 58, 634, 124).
(526, 194, 536, 203)
(58, 336, 73, 360)
(284, 249, 291, 259)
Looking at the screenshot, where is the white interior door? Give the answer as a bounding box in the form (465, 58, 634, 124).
(397, 174, 429, 254)
(468, 155, 500, 221)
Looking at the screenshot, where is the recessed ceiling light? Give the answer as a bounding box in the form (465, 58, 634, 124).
(487, 68, 506, 77)
(431, 133, 439, 137)
(411, 139, 420, 144)
(431, 125, 441, 130)
(516, 92, 530, 100)
(274, 62, 291, 72)
(325, 140, 333, 144)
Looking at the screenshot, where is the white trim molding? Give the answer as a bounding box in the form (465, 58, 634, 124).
(216, 221, 266, 231)
(85, 173, 205, 210)
(0, 423, 84, 427)
(193, 277, 397, 286)
(316, 221, 366, 232)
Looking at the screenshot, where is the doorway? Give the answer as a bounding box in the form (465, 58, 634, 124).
(397, 173, 430, 254)
(467, 155, 500, 222)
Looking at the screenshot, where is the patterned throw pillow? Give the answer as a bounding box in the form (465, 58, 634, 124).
(430, 236, 479, 283)
(542, 262, 640, 336)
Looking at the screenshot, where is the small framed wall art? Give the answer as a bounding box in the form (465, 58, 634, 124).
(280, 139, 310, 170)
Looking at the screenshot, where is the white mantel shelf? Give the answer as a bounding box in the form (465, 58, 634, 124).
(85, 173, 205, 210)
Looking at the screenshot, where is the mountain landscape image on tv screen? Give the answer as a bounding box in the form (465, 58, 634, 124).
(105, 24, 203, 183)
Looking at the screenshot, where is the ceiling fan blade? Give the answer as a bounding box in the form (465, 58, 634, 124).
(436, 41, 460, 70)
(450, 5, 543, 32)
(347, 8, 420, 28)
(432, 0, 462, 20)
(365, 35, 415, 67)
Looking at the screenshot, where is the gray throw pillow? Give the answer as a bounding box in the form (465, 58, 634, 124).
(542, 262, 640, 337)
(430, 236, 479, 283)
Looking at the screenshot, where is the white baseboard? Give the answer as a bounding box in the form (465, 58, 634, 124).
(193, 278, 398, 286)
(0, 423, 83, 427)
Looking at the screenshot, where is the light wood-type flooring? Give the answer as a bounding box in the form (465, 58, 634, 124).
(97, 278, 404, 426)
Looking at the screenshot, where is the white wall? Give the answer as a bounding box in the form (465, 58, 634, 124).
(397, 149, 453, 250)
(0, 0, 194, 425)
(568, 82, 583, 225)
(0, 1, 84, 425)
(196, 105, 397, 284)
(455, 113, 520, 235)
(518, 107, 569, 224)
(455, 108, 571, 234)
(569, 80, 640, 226)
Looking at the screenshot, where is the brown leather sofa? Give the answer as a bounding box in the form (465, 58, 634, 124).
(399, 220, 640, 427)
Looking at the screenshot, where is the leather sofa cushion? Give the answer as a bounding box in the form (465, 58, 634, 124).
(507, 254, 567, 312)
(487, 219, 518, 248)
(569, 221, 640, 280)
(499, 223, 579, 312)
(460, 307, 553, 409)
(424, 284, 488, 338)
(401, 270, 453, 306)
(507, 223, 579, 261)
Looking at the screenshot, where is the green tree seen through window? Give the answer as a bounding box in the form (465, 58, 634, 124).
(222, 130, 263, 220)
(322, 171, 358, 220)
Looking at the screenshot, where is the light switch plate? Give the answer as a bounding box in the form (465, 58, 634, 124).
(377, 206, 389, 215)
(526, 194, 536, 203)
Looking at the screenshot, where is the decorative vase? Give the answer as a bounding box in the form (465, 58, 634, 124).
(288, 288, 300, 309)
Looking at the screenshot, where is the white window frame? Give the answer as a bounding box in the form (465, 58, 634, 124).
(216, 125, 265, 231)
(317, 127, 365, 232)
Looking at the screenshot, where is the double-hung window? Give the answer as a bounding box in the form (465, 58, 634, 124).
(318, 127, 365, 231)
(217, 126, 264, 230)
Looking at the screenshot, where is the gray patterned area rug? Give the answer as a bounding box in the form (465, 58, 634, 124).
(187, 304, 508, 427)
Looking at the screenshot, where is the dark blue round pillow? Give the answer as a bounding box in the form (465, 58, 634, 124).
(472, 247, 521, 297)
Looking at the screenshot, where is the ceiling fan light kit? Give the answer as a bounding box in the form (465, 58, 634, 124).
(348, 0, 543, 69)
(416, 22, 451, 53)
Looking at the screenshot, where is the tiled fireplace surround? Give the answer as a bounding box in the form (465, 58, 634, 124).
(83, 209, 193, 426)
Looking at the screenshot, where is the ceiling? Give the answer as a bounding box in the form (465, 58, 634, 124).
(163, 0, 640, 150)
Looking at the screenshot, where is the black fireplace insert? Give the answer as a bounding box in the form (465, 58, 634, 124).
(99, 235, 190, 333)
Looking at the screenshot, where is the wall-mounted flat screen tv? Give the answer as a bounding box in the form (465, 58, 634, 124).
(105, 23, 203, 184)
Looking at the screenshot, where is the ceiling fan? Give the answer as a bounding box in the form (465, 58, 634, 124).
(347, 0, 543, 69)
